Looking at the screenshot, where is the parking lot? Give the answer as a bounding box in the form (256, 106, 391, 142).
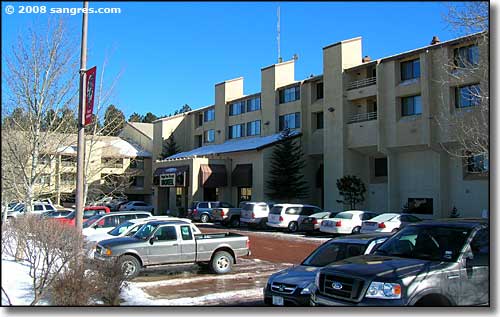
(123, 224, 329, 306)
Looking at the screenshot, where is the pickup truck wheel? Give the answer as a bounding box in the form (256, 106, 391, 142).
(259, 218, 268, 229)
(229, 217, 240, 228)
(119, 255, 141, 279)
(210, 251, 233, 274)
(200, 214, 210, 223)
(288, 221, 298, 233)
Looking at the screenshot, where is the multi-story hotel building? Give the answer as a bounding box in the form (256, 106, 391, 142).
(152, 32, 488, 219)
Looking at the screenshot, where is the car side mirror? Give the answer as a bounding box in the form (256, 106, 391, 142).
(149, 236, 158, 245)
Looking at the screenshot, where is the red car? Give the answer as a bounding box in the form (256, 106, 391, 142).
(55, 206, 111, 226)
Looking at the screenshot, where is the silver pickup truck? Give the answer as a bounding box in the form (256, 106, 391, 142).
(94, 219, 250, 278)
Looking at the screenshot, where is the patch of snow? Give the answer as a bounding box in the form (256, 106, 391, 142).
(398, 78, 419, 86)
(109, 139, 152, 158)
(165, 130, 301, 160)
(56, 145, 77, 155)
(1, 256, 35, 305)
(122, 284, 263, 306)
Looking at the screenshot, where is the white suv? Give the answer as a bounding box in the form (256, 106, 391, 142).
(240, 202, 274, 229)
(266, 204, 323, 233)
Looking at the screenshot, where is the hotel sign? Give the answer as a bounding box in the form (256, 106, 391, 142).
(160, 174, 176, 187)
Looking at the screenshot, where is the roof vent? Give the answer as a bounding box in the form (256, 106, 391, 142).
(362, 55, 372, 62)
(430, 36, 441, 45)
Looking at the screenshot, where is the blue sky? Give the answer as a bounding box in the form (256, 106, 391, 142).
(2, 1, 469, 119)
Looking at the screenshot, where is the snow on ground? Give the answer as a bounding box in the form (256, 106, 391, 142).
(122, 283, 263, 306)
(1, 256, 35, 305)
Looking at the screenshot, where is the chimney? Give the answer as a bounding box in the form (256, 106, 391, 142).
(430, 36, 441, 45)
(362, 55, 371, 63)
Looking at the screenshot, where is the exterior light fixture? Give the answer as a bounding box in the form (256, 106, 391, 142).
(327, 107, 335, 112)
(264, 121, 270, 125)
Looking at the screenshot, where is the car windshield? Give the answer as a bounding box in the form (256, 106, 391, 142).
(302, 242, 366, 267)
(134, 223, 158, 240)
(375, 225, 471, 262)
(108, 221, 135, 236)
(368, 214, 398, 222)
(335, 212, 354, 219)
(65, 211, 76, 219)
(82, 215, 101, 228)
(13, 204, 25, 211)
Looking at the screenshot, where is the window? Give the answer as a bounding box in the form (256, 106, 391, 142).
(204, 108, 215, 122)
(61, 173, 76, 185)
(37, 174, 51, 186)
(285, 207, 302, 215)
(130, 157, 144, 169)
(401, 95, 422, 116)
(246, 120, 261, 136)
(198, 202, 209, 208)
(454, 44, 479, 68)
(407, 198, 433, 215)
(246, 97, 261, 112)
(102, 158, 123, 168)
(455, 84, 481, 108)
(195, 135, 202, 148)
(229, 124, 245, 139)
(229, 101, 246, 116)
(316, 82, 324, 100)
(60, 155, 76, 166)
(401, 58, 420, 81)
(204, 129, 215, 143)
(197, 113, 203, 127)
(465, 152, 488, 174)
(279, 112, 301, 131)
(131, 176, 145, 188)
(154, 226, 177, 241)
(180, 225, 193, 240)
(374, 157, 388, 177)
(279, 85, 300, 103)
(300, 207, 316, 216)
(34, 205, 44, 211)
(238, 187, 252, 204)
(315, 112, 324, 130)
(176, 187, 183, 207)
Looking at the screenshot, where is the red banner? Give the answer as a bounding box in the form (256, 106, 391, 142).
(84, 66, 97, 126)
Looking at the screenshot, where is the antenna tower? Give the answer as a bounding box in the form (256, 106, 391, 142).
(277, 6, 282, 63)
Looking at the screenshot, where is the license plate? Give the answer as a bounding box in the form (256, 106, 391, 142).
(272, 296, 284, 306)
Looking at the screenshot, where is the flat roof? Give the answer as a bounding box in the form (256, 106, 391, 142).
(162, 130, 301, 160)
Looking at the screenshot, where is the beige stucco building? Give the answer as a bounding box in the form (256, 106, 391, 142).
(33, 122, 154, 205)
(151, 32, 488, 219)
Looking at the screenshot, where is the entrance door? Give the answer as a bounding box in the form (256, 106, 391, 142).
(203, 187, 218, 201)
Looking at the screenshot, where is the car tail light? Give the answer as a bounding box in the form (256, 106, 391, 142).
(220, 210, 225, 217)
(252, 212, 255, 219)
(193, 209, 198, 215)
(335, 220, 342, 227)
(378, 222, 386, 228)
(279, 216, 284, 222)
(312, 219, 318, 225)
(246, 239, 250, 249)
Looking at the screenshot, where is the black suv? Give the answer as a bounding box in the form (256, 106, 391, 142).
(310, 218, 489, 306)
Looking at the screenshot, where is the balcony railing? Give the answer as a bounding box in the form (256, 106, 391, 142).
(346, 77, 376, 90)
(348, 111, 377, 124)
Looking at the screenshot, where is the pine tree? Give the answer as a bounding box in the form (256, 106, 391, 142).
(159, 134, 180, 159)
(128, 112, 143, 122)
(336, 175, 366, 209)
(180, 104, 191, 113)
(266, 129, 308, 202)
(142, 112, 158, 123)
(101, 104, 125, 136)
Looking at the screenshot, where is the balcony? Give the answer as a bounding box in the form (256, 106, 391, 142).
(348, 111, 377, 124)
(347, 119, 378, 150)
(347, 77, 376, 90)
(346, 77, 377, 101)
